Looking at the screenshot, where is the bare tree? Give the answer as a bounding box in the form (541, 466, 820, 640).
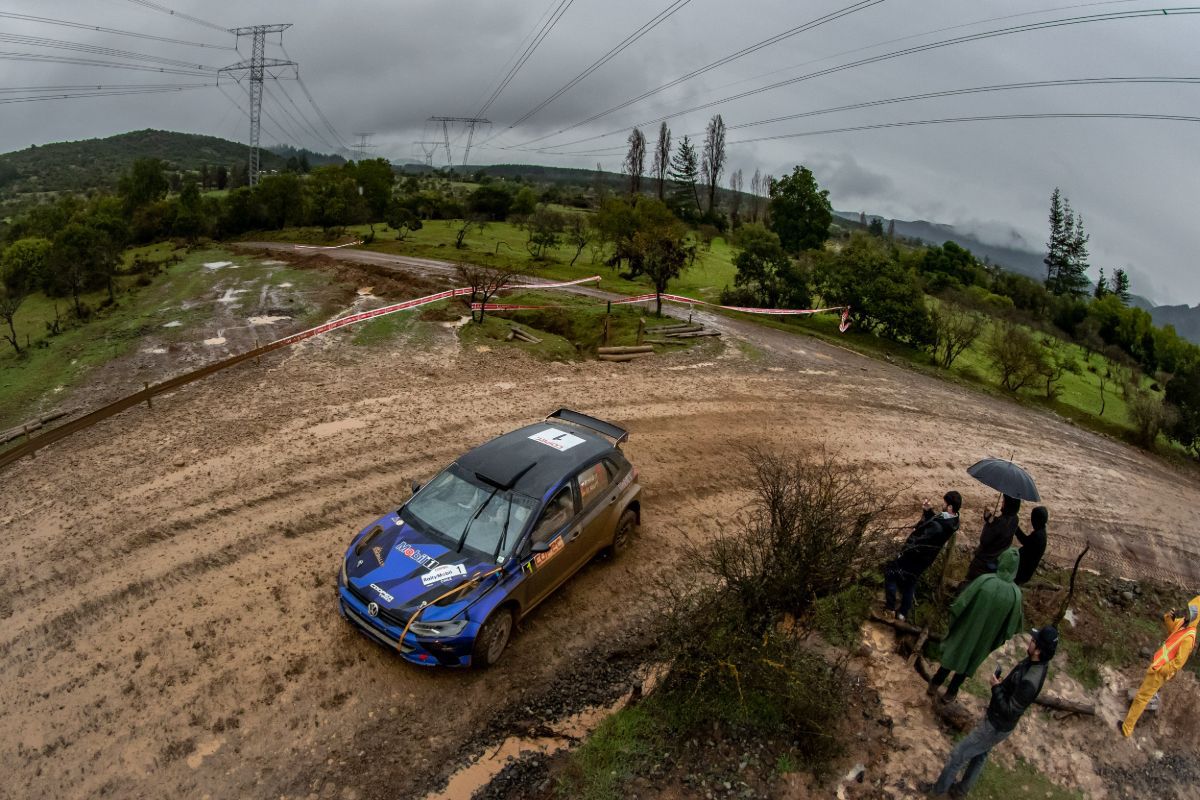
(701, 114, 726, 214)
(454, 215, 487, 249)
(623, 127, 646, 196)
(728, 168, 744, 223)
(455, 263, 522, 324)
(652, 122, 672, 201)
(749, 169, 762, 222)
(0, 288, 26, 356)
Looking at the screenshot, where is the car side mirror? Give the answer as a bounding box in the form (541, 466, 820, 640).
(530, 541, 551, 554)
(410, 480, 422, 495)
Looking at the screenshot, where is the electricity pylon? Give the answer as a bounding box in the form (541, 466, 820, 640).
(220, 24, 296, 186)
(352, 132, 376, 161)
(427, 116, 490, 167)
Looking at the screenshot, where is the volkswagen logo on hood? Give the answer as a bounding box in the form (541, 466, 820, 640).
(367, 602, 379, 617)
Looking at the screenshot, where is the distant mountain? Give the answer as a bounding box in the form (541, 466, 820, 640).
(0, 130, 340, 199)
(836, 210, 1200, 345)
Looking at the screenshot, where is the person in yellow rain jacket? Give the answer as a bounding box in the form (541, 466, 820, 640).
(1120, 595, 1200, 737)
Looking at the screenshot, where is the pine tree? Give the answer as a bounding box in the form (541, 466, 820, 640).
(1111, 268, 1131, 304)
(1061, 210, 1090, 296)
(1094, 267, 1108, 299)
(669, 136, 701, 213)
(1044, 187, 1066, 287)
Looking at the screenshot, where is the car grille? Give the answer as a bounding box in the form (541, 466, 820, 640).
(342, 601, 414, 653)
(348, 583, 414, 628)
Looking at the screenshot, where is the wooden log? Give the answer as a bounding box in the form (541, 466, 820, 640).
(649, 325, 703, 334)
(509, 326, 542, 344)
(869, 611, 943, 642)
(666, 330, 721, 338)
(597, 346, 654, 355)
(0, 409, 76, 446)
(598, 352, 654, 362)
(907, 627, 930, 667)
(645, 322, 693, 331)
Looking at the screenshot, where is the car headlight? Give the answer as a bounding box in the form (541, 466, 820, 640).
(409, 619, 468, 638)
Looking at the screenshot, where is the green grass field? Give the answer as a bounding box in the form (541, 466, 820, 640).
(0, 245, 332, 430)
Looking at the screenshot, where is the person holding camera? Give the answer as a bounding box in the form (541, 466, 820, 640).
(927, 627, 1059, 798)
(1120, 595, 1200, 737)
(884, 491, 963, 621)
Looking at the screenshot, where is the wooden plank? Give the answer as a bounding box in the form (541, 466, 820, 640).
(597, 346, 654, 354)
(598, 352, 654, 362)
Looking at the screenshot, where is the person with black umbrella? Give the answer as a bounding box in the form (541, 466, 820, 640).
(966, 495, 1020, 582)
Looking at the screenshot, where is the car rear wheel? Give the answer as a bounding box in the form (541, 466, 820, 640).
(609, 508, 637, 558)
(472, 607, 514, 668)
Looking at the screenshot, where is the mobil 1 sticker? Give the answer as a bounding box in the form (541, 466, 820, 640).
(529, 427, 585, 451)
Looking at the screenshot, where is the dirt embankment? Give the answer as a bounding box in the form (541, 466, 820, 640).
(2, 285, 1199, 799)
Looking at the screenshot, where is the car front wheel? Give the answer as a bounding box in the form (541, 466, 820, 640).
(472, 607, 514, 668)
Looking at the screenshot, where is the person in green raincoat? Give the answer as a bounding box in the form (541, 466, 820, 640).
(927, 547, 1025, 702)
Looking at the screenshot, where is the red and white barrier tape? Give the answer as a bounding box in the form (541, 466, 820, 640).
(472, 291, 853, 332)
(266, 275, 602, 348)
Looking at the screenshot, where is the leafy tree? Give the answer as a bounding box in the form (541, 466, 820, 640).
(0, 237, 50, 355)
(1093, 267, 1108, 299)
(51, 223, 119, 314)
(919, 241, 986, 291)
(117, 158, 168, 213)
(454, 216, 487, 249)
(354, 158, 395, 219)
(467, 184, 513, 220)
(216, 165, 229, 190)
(172, 177, 208, 241)
(930, 303, 984, 369)
(564, 215, 592, 266)
(652, 122, 672, 201)
(1166, 361, 1200, 455)
(669, 135, 701, 215)
(623, 127, 646, 196)
(1127, 387, 1177, 448)
(634, 225, 694, 317)
(1041, 349, 1081, 400)
(984, 323, 1047, 392)
(812, 234, 931, 346)
(768, 166, 832, 255)
(510, 185, 539, 216)
(729, 224, 809, 309)
(308, 166, 364, 233)
(593, 197, 638, 270)
(701, 114, 726, 214)
(255, 173, 305, 230)
(523, 207, 564, 259)
(867, 217, 884, 237)
(384, 202, 422, 241)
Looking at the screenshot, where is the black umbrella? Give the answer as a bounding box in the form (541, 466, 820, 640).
(967, 457, 1041, 502)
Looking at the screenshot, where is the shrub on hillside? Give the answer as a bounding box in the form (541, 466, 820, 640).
(985, 322, 1048, 392)
(1126, 388, 1178, 448)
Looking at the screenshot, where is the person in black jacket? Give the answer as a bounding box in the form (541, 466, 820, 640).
(1014, 506, 1048, 586)
(884, 491, 962, 621)
(927, 627, 1058, 798)
(965, 494, 1020, 582)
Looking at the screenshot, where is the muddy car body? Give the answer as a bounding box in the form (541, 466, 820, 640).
(337, 409, 641, 667)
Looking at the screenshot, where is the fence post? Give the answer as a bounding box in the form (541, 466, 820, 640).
(144, 382, 152, 410)
(637, 317, 645, 345)
(603, 314, 610, 345)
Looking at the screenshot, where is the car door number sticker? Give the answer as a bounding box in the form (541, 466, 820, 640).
(529, 428, 585, 451)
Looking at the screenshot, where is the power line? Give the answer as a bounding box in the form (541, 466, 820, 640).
(729, 112, 1200, 145)
(0, 11, 233, 49)
(123, 0, 230, 35)
(268, 76, 338, 151)
(0, 84, 214, 105)
(0, 32, 221, 71)
(523, 4, 1200, 152)
(0, 50, 213, 76)
(0, 81, 213, 93)
(294, 72, 347, 152)
(505, 0, 886, 149)
(490, 0, 695, 140)
(466, 0, 561, 116)
(474, 0, 577, 118)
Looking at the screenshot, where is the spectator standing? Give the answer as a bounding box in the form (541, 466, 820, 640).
(1014, 506, 1048, 586)
(884, 492, 962, 621)
(929, 548, 1025, 702)
(966, 495, 1020, 582)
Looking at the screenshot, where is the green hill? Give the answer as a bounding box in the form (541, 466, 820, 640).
(0, 129, 340, 199)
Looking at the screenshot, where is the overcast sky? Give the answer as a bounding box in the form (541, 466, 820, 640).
(4, 0, 1199, 304)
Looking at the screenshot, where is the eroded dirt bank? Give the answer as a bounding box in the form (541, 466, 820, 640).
(1, 305, 1198, 799)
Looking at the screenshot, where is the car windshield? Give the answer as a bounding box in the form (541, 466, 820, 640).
(403, 465, 536, 559)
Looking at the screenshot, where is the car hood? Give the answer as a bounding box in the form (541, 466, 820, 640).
(345, 513, 499, 617)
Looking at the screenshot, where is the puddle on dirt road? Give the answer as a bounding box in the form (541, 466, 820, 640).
(162, 320, 182, 328)
(261, 260, 287, 266)
(142, 347, 167, 355)
(216, 288, 245, 304)
(203, 261, 236, 270)
(203, 336, 226, 346)
(423, 664, 668, 800)
(248, 315, 292, 326)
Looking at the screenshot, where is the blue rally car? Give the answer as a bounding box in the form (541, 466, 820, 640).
(337, 409, 642, 668)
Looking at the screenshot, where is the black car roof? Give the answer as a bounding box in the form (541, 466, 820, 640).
(456, 421, 616, 500)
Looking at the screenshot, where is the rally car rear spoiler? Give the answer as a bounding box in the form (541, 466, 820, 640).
(546, 408, 629, 446)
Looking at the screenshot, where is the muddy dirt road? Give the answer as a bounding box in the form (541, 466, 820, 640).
(2, 256, 1198, 799)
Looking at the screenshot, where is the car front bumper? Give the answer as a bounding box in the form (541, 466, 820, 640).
(337, 585, 475, 667)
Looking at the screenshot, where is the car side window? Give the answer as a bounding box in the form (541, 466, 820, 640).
(531, 486, 574, 545)
(576, 461, 613, 507)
